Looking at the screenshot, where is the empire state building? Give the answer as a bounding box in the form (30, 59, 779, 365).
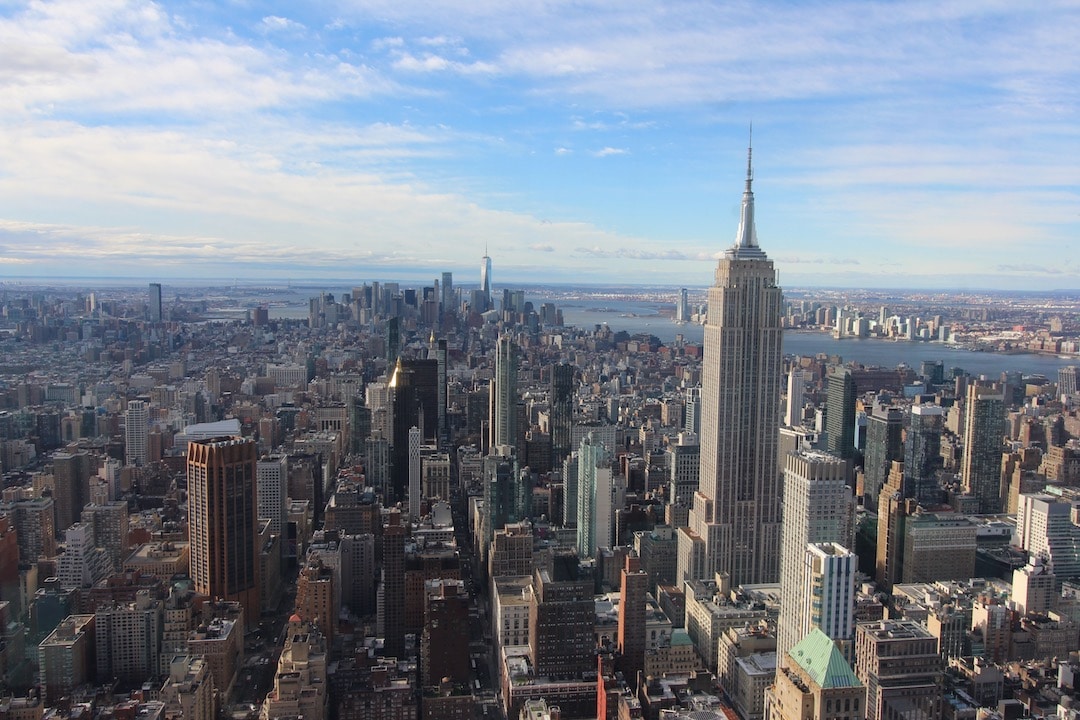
(676, 143, 784, 587)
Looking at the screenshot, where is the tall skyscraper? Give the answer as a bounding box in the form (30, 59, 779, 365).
(904, 404, 944, 504)
(257, 454, 288, 537)
(776, 450, 854, 662)
(960, 381, 1006, 514)
(125, 400, 150, 466)
(576, 433, 614, 560)
(825, 367, 857, 459)
(784, 369, 805, 428)
(1059, 366, 1079, 397)
(491, 334, 519, 452)
(678, 141, 784, 587)
(480, 247, 492, 311)
(187, 437, 260, 624)
(440, 271, 454, 315)
(550, 363, 575, 466)
(381, 509, 406, 659)
(617, 554, 648, 689)
(389, 358, 439, 502)
(149, 282, 162, 323)
(863, 407, 904, 506)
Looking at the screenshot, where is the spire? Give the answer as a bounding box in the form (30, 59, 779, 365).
(728, 126, 766, 260)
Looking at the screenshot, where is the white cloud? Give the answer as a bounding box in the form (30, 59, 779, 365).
(260, 15, 306, 33)
(592, 147, 627, 157)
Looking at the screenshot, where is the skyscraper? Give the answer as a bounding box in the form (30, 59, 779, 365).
(825, 367, 857, 459)
(550, 363, 575, 466)
(491, 334, 519, 452)
(776, 450, 854, 662)
(389, 357, 439, 503)
(440, 271, 454, 315)
(149, 282, 162, 323)
(187, 437, 260, 624)
(960, 381, 1006, 514)
(125, 400, 149, 467)
(863, 407, 904, 506)
(576, 433, 614, 560)
(904, 404, 943, 505)
(784, 369, 805, 428)
(678, 141, 784, 587)
(480, 247, 492, 311)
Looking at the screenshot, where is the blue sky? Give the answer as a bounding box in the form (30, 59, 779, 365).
(0, 0, 1078, 290)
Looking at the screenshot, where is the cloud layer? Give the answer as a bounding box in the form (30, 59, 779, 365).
(0, 0, 1076, 289)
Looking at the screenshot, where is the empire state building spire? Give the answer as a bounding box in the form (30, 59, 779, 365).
(728, 131, 767, 260)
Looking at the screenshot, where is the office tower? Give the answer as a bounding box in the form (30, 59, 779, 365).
(767, 628, 866, 720)
(825, 367, 857, 459)
(3, 492, 56, 562)
(551, 363, 575, 466)
(577, 433, 614, 560)
(187, 437, 260, 623)
(561, 452, 579, 528)
(52, 450, 94, 533)
(683, 386, 701, 435)
(440, 271, 454, 315)
(489, 521, 534, 578)
(160, 656, 215, 720)
(385, 316, 400, 364)
(339, 533, 377, 617)
(257, 454, 288, 537)
(617, 554, 648, 689)
(364, 436, 390, 498)
(529, 556, 594, 680)
(420, 579, 469, 688)
(863, 407, 904, 506)
(94, 590, 163, 684)
(679, 142, 784, 587)
(408, 426, 421, 520)
(389, 358, 439, 502)
(960, 381, 1006, 514)
(875, 461, 915, 591)
(903, 404, 943, 505)
(777, 451, 853, 662)
(482, 448, 528, 562)
(803, 543, 857, 654)
(436, 338, 448, 441)
(381, 509, 406, 659)
(491, 334, 519, 451)
(481, 247, 492, 311)
(854, 620, 942, 720)
(1059, 366, 1079, 397)
(667, 436, 700, 510)
(125, 399, 150, 466)
(1016, 493, 1080, 581)
(784, 369, 805, 428)
(676, 288, 689, 323)
(149, 282, 162, 323)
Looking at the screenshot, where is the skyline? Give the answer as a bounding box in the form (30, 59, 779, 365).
(1, 1, 1078, 290)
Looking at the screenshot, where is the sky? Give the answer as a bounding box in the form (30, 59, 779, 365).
(0, 0, 1078, 291)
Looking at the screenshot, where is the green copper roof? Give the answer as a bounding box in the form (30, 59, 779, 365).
(670, 629, 693, 646)
(788, 629, 861, 690)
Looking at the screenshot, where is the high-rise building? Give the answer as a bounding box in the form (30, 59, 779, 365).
(529, 556, 594, 680)
(80, 500, 129, 569)
(262, 616, 328, 720)
(94, 590, 163, 684)
(440, 271, 454, 315)
(421, 579, 470, 688)
(187, 437, 260, 624)
(904, 404, 943, 505)
(679, 142, 784, 588)
(38, 614, 96, 704)
(617, 554, 648, 689)
(491, 335, 519, 452)
(550, 364, 575, 466)
(482, 448, 530, 564)
(854, 620, 942, 720)
(676, 288, 689, 323)
(149, 282, 163, 323)
(960, 381, 1006, 514)
(683, 386, 701, 435)
(52, 450, 95, 533)
(481, 248, 492, 311)
(389, 358, 439, 502)
(257, 454, 288, 538)
(408, 426, 421, 520)
(777, 451, 854, 662)
(296, 556, 335, 645)
(577, 434, 614, 560)
(863, 407, 904, 506)
(1059, 366, 1079, 397)
(1015, 493, 1080, 582)
(381, 509, 406, 659)
(125, 400, 150, 467)
(825, 367, 857, 460)
(784, 369, 805, 428)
